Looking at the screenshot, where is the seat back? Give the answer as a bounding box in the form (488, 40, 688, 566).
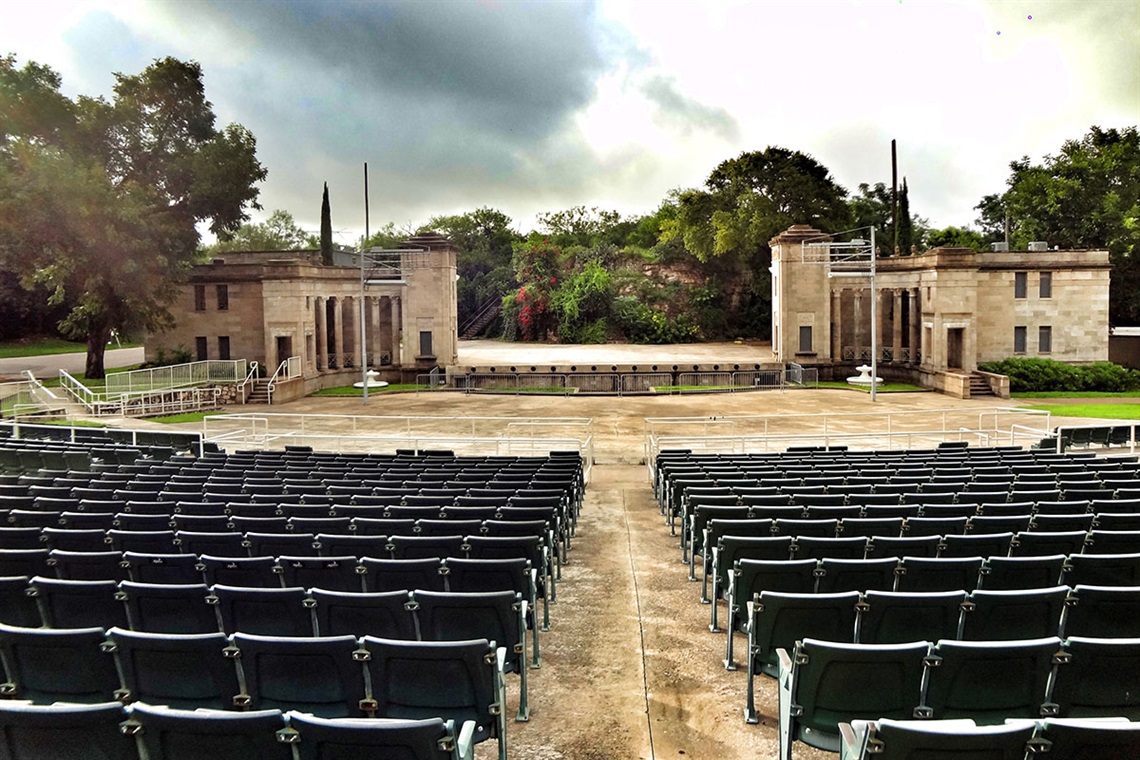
(1037, 717, 1140, 759)
(923, 636, 1063, 722)
(960, 586, 1069, 641)
(749, 591, 858, 676)
(979, 554, 1066, 591)
(127, 703, 289, 760)
(120, 581, 218, 634)
(0, 624, 120, 704)
(213, 585, 314, 637)
(0, 702, 137, 760)
(232, 633, 368, 718)
(1064, 585, 1140, 638)
(283, 712, 463, 760)
(360, 557, 447, 593)
(895, 557, 983, 593)
(28, 576, 128, 629)
(1051, 637, 1140, 720)
(848, 719, 1034, 760)
(858, 590, 967, 645)
(107, 628, 241, 711)
(309, 589, 417, 639)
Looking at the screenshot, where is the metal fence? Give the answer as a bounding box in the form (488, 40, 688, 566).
(456, 369, 809, 396)
(105, 360, 247, 395)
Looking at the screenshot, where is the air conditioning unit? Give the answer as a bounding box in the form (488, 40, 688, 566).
(1028, 241, 1049, 251)
(991, 242, 1009, 252)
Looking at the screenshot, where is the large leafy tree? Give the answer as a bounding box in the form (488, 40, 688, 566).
(0, 55, 266, 377)
(426, 207, 519, 333)
(996, 126, 1140, 324)
(204, 209, 315, 254)
(662, 147, 850, 337)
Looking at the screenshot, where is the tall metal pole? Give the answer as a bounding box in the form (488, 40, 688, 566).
(891, 139, 898, 257)
(361, 163, 370, 405)
(870, 226, 878, 403)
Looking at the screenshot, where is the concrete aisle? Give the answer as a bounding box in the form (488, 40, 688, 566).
(491, 465, 830, 760)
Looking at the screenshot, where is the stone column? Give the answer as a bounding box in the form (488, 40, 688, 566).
(833, 289, 842, 359)
(392, 296, 403, 366)
(853, 289, 865, 362)
(314, 297, 327, 371)
(342, 296, 356, 368)
(332, 296, 344, 370)
(891, 289, 903, 364)
(909, 289, 921, 365)
(378, 296, 393, 364)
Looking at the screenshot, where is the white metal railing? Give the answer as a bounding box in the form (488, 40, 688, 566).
(266, 356, 302, 404)
(203, 412, 595, 476)
(56, 369, 223, 418)
(238, 361, 260, 405)
(105, 360, 246, 395)
(643, 406, 1054, 479)
(457, 370, 802, 396)
(58, 370, 97, 412)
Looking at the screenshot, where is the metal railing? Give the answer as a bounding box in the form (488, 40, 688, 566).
(105, 360, 246, 395)
(266, 356, 303, 404)
(643, 406, 1054, 479)
(456, 370, 807, 396)
(1052, 422, 1139, 454)
(203, 412, 595, 479)
(238, 361, 260, 404)
(57, 369, 223, 418)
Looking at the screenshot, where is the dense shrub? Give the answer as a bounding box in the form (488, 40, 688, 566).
(979, 357, 1140, 392)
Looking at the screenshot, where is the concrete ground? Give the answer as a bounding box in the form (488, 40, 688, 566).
(0, 346, 144, 381)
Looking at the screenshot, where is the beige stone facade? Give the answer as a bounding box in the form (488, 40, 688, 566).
(770, 225, 1111, 395)
(146, 234, 458, 387)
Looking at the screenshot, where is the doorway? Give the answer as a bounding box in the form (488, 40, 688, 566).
(946, 328, 964, 370)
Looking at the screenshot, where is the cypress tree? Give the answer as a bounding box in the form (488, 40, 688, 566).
(898, 177, 913, 255)
(320, 182, 333, 265)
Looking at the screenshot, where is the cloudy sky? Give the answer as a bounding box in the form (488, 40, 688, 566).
(3, 0, 1137, 244)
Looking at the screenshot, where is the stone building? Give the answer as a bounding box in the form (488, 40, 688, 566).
(145, 233, 458, 397)
(770, 225, 1111, 397)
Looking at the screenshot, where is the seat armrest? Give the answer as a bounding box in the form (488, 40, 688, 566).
(456, 720, 477, 760)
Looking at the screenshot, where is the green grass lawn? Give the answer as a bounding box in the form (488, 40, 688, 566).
(0, 338, 141, 358)
(817, 381, 928, 393)
(1024, 404, 1140, 420)
(146, 410, 222, 424)
(1013, 391, 1140, 398)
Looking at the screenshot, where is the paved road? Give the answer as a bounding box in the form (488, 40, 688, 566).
(0, 347, 145, 380)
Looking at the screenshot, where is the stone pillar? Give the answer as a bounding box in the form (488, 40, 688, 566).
(909, 289, 921, 365)
(891, 289, 903, 364)
(332, 296, 344, 370)
(830, 289, 841, 362)
(378, 296, 393, 364)
(315, 297, 327, 371)
(853, 289, 865, 362)
(342, 296, 356, 368)
(392, 296, 403, 366)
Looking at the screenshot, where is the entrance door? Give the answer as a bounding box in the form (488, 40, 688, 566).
(946, 328, 964, 370)
(275, 336, 293, 370)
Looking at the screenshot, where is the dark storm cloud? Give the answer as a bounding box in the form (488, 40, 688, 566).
(642, 75, 740, 142)
(145, 0, 635, 232)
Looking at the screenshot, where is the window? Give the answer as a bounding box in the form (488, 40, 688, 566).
(195, 336, 208, 361)
(1014, 272, 1027, 299)
(1040, 271, 1052, 298)
(193, 285, 206, 311)
(216, 284, 229, 311)
(798, 325, 813, 353)
(1014, 326, 1027, 354)
(218, 336, 230, 360)
(1039, 326, 1052, 354)
(419, 330, 433, 357)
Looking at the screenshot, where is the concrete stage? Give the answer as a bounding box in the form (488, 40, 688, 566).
(454, 339, 775, 373)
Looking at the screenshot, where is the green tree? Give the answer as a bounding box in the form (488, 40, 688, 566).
(926, 226, 988, 250)
(0, 55, 267, 377)
(320, 182, 333, 265)
(536, 205, 635, 248)
(996, 126, 1140, 324)
(205, 209, 315, 253)
(663, 147, 849, 338)
(848, 182, 893, 254)
(427, 207, 519, 335)
(898, 178, 913, 254)
(358, 221, 414, 251)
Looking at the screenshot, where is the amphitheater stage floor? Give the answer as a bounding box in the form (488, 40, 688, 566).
(456, 339, 775, 367)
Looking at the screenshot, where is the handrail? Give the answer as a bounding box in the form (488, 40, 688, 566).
(266, 356, 302, 405)
(238, 361, 260, 405)
(57, 370, 96, 411)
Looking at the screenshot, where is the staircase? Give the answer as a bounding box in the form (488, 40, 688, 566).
(247, 379, 272, 404)
(969, 373, 995, 398)
(460, 298, 502, 339)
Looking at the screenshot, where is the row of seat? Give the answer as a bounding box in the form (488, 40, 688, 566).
(0, 701, 477, 760)
(772, 635, 1140, 759)
(5, 560, 542, 633)
(843, 717, 1140, 760)
(688, 502, 1140, 561)
(738, 584, 1137, 677)
(715, 553, 1140, 639)
(0, 625, 514, 750)
(1, 578, 535, 719)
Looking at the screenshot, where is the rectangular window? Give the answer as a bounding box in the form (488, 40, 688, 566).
(193, 285, 206, 311)
(1014, 272, 1027, 299)
(216, 284, 229, 311)
(1040, 271, 1052, 298)
(1014, 326, 1027, 354)
(1039, 325, 1052, 354)
(419, 330, 433, 357)
(798, 325, 813, 353)
(195, 336, 208, 361)
(218, 336, 231, 360)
